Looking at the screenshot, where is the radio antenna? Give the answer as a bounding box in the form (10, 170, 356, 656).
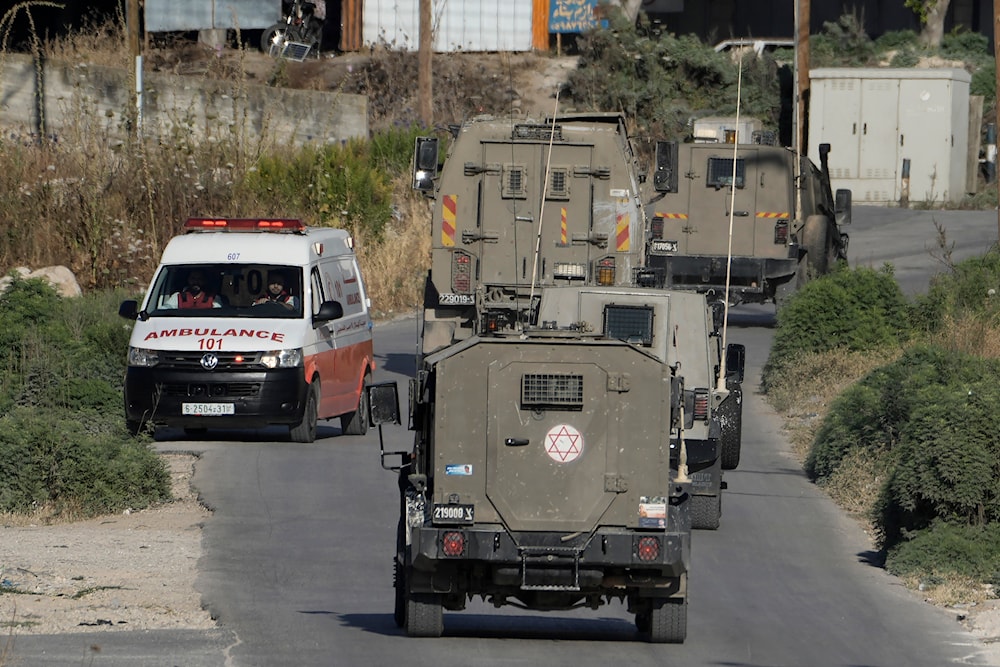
(528, 89, 561, 317)
(717, 59, 743, 391)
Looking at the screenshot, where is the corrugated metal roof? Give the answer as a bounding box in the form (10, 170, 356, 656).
(362, 0, 534, 52)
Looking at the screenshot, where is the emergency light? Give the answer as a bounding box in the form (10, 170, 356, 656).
(184, 218, 307, 232)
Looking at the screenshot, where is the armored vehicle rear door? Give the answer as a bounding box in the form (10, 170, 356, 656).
(479, 140, 596, 287)
(682, 145, 760, 256)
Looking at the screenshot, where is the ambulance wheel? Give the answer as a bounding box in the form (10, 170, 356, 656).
(290, 382, 318, 443)
(647, 598, 687, 644)
(404, 591, 443, 637)
(341, 372, 370, 436)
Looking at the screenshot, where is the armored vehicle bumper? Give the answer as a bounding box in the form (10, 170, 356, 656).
(647, 254, 799, 304)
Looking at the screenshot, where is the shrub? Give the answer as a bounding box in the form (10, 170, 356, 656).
(885, 520, 1000, 585)
(910, 248, 1000, 334)
(762, 265, 910, 391)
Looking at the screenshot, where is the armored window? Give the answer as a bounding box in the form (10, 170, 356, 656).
(502, 164, 527, 199)
(706, 157, 745, 189)
(522, 373, 584, 409)
(547, 167, 570, 200)
(604, 305, 654, 347)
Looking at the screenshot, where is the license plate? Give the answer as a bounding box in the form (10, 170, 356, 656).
(438, 293, 475, 306)
(651, 239, 678, 254)
(182, 402, 234, 416)
(432, 504, 474, 525)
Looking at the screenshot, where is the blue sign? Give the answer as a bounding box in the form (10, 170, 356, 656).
(549, 0, 609, 34)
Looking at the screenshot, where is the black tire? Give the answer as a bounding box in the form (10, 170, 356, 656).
(393, 559, 405, 628)
(802, 215, 831, 279)
(635, 611, 651, 634)
(290, 382, 319, 443)
(648, 598, 687, 644)
(404, 591, 443, 637)
(340, 373, 370, 436)
(690, 493, 721, 530)
(126, 419, 143, 436)
(719, 391, 743, 470)
(261, 23, 285, 52)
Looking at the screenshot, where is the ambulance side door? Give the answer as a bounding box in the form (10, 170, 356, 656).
(309, 265, 339, 419)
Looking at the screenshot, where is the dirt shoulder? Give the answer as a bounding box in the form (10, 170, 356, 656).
(0, 454, 215, 635)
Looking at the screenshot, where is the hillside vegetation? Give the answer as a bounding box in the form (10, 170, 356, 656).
(1, 6, 999, 603)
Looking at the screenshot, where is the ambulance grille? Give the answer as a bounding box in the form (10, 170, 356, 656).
(158, 351, 265, 370)
(164, 382, 261, 398)
(521, 374, 583, 409)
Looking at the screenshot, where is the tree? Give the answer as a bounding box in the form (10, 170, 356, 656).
(905, 0, 951, 47)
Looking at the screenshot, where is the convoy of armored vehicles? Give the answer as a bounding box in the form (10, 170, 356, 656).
(367, 112, 762, 642)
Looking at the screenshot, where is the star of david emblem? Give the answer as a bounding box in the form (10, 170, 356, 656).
(545, 424, 583, 463)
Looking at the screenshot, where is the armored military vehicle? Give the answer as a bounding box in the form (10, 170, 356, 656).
(373, 112, 747, 641)
(643, 133, 852, 306)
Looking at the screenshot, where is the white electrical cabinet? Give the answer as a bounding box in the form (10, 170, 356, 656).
(808, 68, 971, 205)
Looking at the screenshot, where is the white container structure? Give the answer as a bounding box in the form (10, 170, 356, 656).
(362, 0, 534, 52)
(808, 67, 971, 205)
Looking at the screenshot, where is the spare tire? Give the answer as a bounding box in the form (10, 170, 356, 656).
(802, 215, 832, 278)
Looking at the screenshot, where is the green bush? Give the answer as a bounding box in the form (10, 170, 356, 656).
(872, 356, 1000, 548)
(885, 520, 1000, 584)
(244, 139, 395, 240)
(910, 248, 1000, 333)
(566, 12, 781, 141)
(0, 279, 170, 516)
(762, 265, 910, 390)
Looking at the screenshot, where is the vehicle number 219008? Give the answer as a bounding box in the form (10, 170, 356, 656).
(432, 504, 474, 524)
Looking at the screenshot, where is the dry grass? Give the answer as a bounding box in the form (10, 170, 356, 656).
(927, 312, 1000, 359)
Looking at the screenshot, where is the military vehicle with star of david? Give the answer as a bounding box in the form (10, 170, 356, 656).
(366, 112, 748, 642)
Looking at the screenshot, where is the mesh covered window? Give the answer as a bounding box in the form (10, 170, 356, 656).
(521, 374, 584, 409)
(706, 157, 745, 188)
(604, 305, 654, 346)
(547, 168, 570, 199)
(503, 164, 527, 199)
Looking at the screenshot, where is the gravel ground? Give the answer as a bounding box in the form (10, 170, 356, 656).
(0, 454, 215, 635)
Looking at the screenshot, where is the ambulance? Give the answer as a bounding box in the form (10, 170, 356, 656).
(118, 217, 375, 442)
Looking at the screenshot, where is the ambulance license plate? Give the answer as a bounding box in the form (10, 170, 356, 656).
(182, 402, 235, 416)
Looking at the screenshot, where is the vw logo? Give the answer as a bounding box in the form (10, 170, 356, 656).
(200, 353, 219, 370)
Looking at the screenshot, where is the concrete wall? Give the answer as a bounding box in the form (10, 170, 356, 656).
(0, 53, 367, 146)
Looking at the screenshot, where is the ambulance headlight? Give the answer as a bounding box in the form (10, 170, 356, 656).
(261, 348, 303, 369)
(128, 347, 160, 367)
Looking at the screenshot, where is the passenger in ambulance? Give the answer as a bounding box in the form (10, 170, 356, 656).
(161, 268, 224, 309)
(253, 271, 298, 309)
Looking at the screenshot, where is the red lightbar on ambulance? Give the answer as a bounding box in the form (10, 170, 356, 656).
(184, 218, 306, 232)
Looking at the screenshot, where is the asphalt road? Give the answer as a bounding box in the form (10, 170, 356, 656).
(8, 206, 1000, 666)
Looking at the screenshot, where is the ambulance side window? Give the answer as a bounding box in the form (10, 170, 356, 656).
(310, 267, 325, 315)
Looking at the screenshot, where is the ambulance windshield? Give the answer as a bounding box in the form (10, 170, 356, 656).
(146, 264, 304, 318)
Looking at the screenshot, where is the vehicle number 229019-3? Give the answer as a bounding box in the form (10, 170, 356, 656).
(432, 504, 474, 524)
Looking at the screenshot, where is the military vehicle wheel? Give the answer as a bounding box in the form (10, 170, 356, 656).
(290, 382, 319, 443)
(404, 592, 443, 637)
(635, 611, 651, 633)
(647, 598, 687, 644)
(341, 372, 370, 435)
(393, 559, 405, 628)
(719, 390, 742, 470)
(690, 494, 721, 530)
(802, 215, 832, 278)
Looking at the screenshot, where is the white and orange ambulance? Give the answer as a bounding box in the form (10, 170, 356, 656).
(119, 217, 375, 442)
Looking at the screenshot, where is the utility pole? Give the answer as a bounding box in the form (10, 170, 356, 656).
(796, 0, 810, 156)
(994, 0, 1000, 239)
(126, 0, 143, 133)
(419, 0, 432, 126)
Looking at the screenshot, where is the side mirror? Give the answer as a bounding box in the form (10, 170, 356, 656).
(314, 300, 344, 324)
(653, 140, 678, 193)
(119, 300, 139, 320)
(368, 382, 401, 426)
(725, 343, 745, 384)
(835, 189, 852, 226)
(412, 136, 439, 192)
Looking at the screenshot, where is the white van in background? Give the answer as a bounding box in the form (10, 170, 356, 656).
(119, 217, 375, 442)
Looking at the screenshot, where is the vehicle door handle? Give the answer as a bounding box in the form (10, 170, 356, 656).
(727, 210, 749, 217)
(505, 438, 529, 447)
